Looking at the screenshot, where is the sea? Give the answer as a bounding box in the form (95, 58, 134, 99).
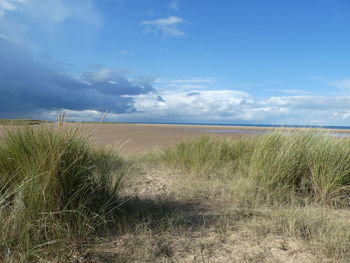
(122, 122, 350, 137)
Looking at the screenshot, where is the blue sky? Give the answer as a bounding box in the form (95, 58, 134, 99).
(1, 0, 350, 125)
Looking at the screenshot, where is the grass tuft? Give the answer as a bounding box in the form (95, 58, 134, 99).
(163, 131, 350, 205)
(0, 123, 127, 261)
(163, 135, 254, 176)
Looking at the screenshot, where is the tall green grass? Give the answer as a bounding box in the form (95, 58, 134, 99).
(163, 131, 350, 205)
(0, 123, 127, 261)
(163, 135, 254, 176)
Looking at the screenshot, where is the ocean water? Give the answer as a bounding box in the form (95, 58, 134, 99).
(125, 122, 350, 130)
(125, 122, 350, 137)
(187, 128, 350, 137)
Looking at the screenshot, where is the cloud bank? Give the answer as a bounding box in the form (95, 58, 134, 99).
(1, 34, 350, 125)
(1, 33, 350, 125)
(0, 37, 154, 118)
(117, 88, 350, 125)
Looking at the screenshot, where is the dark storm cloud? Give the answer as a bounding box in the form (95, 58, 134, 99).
(0, 37, 154, 117)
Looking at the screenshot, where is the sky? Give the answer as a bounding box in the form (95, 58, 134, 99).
(0, 0, 350, 125)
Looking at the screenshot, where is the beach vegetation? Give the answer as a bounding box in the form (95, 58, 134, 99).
(0, 122, 128, 262)
(1, 123, 350, 262)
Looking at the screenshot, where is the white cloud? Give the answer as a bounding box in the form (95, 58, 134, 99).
(113, 89, 350, 125)
(34, 87, 350, 125)
(141, 16, 186, 37)
(265, 96, 350, 109)
(122, 89, 253, 120)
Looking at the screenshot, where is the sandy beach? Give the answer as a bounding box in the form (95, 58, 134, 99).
(0, 123, 245, 154)
(1, 123, 349, 154)
(82, 123, 254, 153)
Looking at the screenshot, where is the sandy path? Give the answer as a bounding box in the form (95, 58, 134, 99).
(89, 165, 317, 263)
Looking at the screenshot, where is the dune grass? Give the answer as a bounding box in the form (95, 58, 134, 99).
(0, 123, 128, 262)
(163, 135, 255, 176)
(163, 131, 350, 206)
(2, 124, 350, 262)
(249, 206, 350, 261)
(157, 131, 350, 261)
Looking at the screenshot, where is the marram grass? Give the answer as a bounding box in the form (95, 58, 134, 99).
(159, 131, 350, 261)
(2, 125, 350, 262)
(163, 131, 350, 206)
(163, 135, 255, 176)
(0, 123, 127, 262)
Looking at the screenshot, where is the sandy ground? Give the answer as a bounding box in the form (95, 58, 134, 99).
(83, 123, 255, 153)
(89, 165, 319, 263)
(0, 123, 252, 154)
(1, 123, 349, 154)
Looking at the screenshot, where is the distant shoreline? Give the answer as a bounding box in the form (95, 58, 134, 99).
(2, 118, 350, 133)
(77, 121, 350, 131)
(75, 122, 350, 133)
(1, 118, 350, 130)
(1, 121, 350, 153)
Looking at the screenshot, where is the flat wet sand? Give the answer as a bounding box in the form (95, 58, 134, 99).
(1, 123, 349, 154)
(83, 123, 252, 153)
(0, 123, 253, 154)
